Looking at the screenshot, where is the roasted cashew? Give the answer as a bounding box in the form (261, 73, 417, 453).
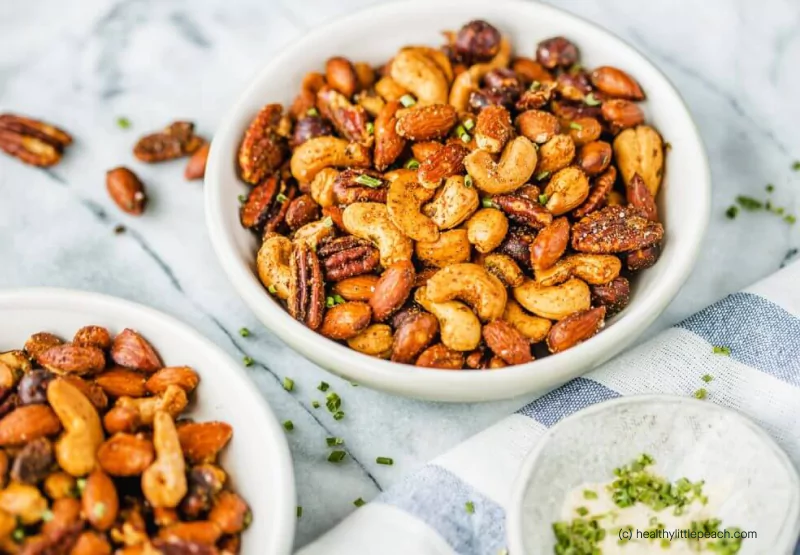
(504, 299, 552, 343)
(0, 483, 48, 525)
(116, 385, 188, 427)
(290, 137, 371, 184)
(46, 378, 104, 477)
(513, 278, 591, 320)
(536, 134, 576, 174)
(401, 46, 454, 83)
(347, 324, 394, 358)
(426, 263, 507, 321)
(292, 218, 336, 250)
(466, 208, 508, 253)
(0, 350, 31, 374)
(142, 411, 187, 509)
(309, 167, 339, 208)
(465, 136, 537, 194)
(389, 48, 449, 105)
(484, 253, 525, 287)
(256, 235, 292, 300)
(535, 254, 621, 286)
(386, 169, 439, 242)
(375, 76, 409, 102)
(544, 166, 590, 215)
(423, 176, 480, 230)
(414, 287, 481, 351)
(342, 202, 413, 267)
(449, 37, 512, 112)
(415, 229, 471, 267)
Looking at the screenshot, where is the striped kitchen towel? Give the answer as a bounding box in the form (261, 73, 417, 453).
(297, 261, 800, 555)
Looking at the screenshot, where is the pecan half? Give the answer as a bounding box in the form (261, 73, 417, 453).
(417, 143, 469, 188)
(288, 242, 325, 330)
(0, 113, 72, 167)
(237, 105, 290, 184)
(240, 176, 297, 233)
(493, 195, 553, 229)
(317, 87, 373, 146)
(625, 173, 658, 222)
(134, 121, 204, 163)
(591, 276, 630, 314)
(626, 245, 660, 271)
(317, 236, 380, 282)
(571, 205, 663, 253)
(573, 166, 616, 219)
(332, 169, 387, 204)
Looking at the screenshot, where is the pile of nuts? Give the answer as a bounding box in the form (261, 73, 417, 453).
(0, 326, 249, 554)
(238, 20, 666, 370)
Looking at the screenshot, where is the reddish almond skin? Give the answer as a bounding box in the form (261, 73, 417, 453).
(145, 366, 200, 395)
(483, 320, 533, 365)
(73, 326, 112, 350)
(184, 142, 210, 180)
(97, 433, 155, 476)
(110, 329, 162, 373)
(391, 312, 439, 364)
(369, 261, 416, 321)
(547, 307, 606, 353)
(417, 143, 469, 187)
(319, 302, 372, 340)
(530, 217, 570, 271)
(38, 345, 106, 375)
(601, 99, 644, 132)
(82, 470, 119, 531)
(102, 406, 140, 435)
(577, 141, 612, 176)
(25, 332, 63, 361)
(0, 405, 61, 445)
(374, 101, 405, 171)
(94, 368, 148, 398)
(591, 66, 645, 100)
(591, 277, 630, 314)
(107, 167, 146, 215)
(158, 521, 222, 546)
(208, 491, 250, 534)
(325, 57, 358, 98)
(396, 104, 458, 141)
(415, 344, 464, 369)
(177, 421, 234, 464)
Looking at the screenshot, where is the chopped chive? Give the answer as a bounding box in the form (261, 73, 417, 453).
(76, 478, 87, 493)
(93, 503, 106, 518)
(283, 420, 294, 431)
(535, 170, 551, 181)
(736, 196, 763, 211)
(297, 506, 303, 517)
(239, 327, 250, 337)
(583, 490, 598, 500)
(464, 174, 473, 188)
(243, 356, 254, 367)
(307, 108, 319, 117)
(238, 194, 247, 203)
(326, 296, 335, 308)
(333, 294, 346, 305)
(350, 382, 358, 387)
(399, 94, 416, 108)
(702, 374, 714, 383)
(766, 184, 775, 193)
(12, 528, 24, 542)
(326, 437, 344, 447)
(569, 121, 583, 131)
(774, 206, 785, 215)
(311, 400, 320, 409)
(321, 216, 334, 228)
(539, 194, 549, 205)
(333, 410, 345, 420)
(318, 382, 329, 392)
(694, 388, 708, 400)
(529, 80, 541, 91)
(354, 497, 366, 507)
(267, 285, 277, 295)
(366, 122, 374, 135)
(455, 124, 466, 136)
(328, 450, 347, 463)
(460, 132, 471, 143)
(785, 214, 797, 224)
(326, 392, 341, 412)
(283, 377, 294, 391)
(725, 205, 739, 219)
(712, 345, 731, 356)
(481, 197, 497, 209)
(41, 509, 53, 522)
(405, 158, 420, 169)
(575, 506, 589, 516)
(792, 161, 800, 171)
(376, 456, 393, 465)
(116, 116, 131, 129)
(355, 174, 383, 188)
(276, 193, 288, 203)
(465, 501, 475, 514)
(464, 119, 475, 131)
(584, 92, 601, 106)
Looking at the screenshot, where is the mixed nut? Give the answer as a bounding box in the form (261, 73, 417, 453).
(0, 326, 249, 554)
(247, 20, 665, 370)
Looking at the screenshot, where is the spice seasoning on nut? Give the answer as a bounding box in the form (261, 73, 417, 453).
(236, 20, 667, 369)
(0, 326, 250, 552)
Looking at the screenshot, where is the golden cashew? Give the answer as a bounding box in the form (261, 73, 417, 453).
(292, 218, 336, 250)
(415, 229, 472, 267)
(290, 137, 371, 184)
(347, 324, 394, 358)
(375, 76, 409, 102)
(47, 378, 104, 477)
(116, 385, 188, 427)
(536, 134, 576, 175)
(613, 125, 665, 196)
(426, 263, 507, 321)
(484, 253, 525, 287)
(142, 411, 187, 509)
(535, 254, 621, 286)
(466, 208, 508, 253)
(309, 167, 339, 208)
(449, 37, 512, 112)
(533, 258, 573, 287)
(386, 169, 439, 242)
(401, 46, 454, 83)
(256, 235, 292, 300)
(0, 483, 47, 525)
(0, 350, 31, 374)
(389, 48, 449, 105)
(422, 176, 480, 230)
(465, 136, 537, 194)
(414, 287, 481, 351)
(513, 278, 591, 320)
(342, 202, 413, 267)
(544, 166, 590, 215)
(504, 299, 552, 343)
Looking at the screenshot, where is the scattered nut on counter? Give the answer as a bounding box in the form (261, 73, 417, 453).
(0, 326, 249, 553)
(0, 113, 73, 167)
(237, 20, 666, 370)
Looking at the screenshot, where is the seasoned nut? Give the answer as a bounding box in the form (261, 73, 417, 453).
(536, 254, 621, 286)
(591, 276, 631, 314)
(291, 116, 335, 148)
(238, 105, 289, 184)
(577, 140, 612, 176)
(73, 326, 112, 350)
(415, 229, 471, 268)
(25, 332, 63, 362)
(426, 263, 507, 322)
(332, 275, 379, 302)
(82, 469, 119, 530)
(347, 324, 394, 358)
(240, 175, 279, 231)
(142, 412, 188, 509)
(547, 306, 606, 353)
(574, 166, 617, 218)
(465, 136, 537, 194)
(511, 57, 555, 85)
(601, 99, 644, 133)
(95, 368, 147, 398)
(184, 142, 210, 181)
(422, 175, 479, 230)
(396, 104, 458, 141)
(317, 235, 380, 282)
(317, 87, 373, 146)
(503, 299, 551, 343)
(319, 302, 372, 340)
(47, 379, 104, 476)
(0, 113, 72, 167)
(177, 421, 233, 464)
(71, 531, 112, 555)
(0, 405, 61, 446)
(415, 344, 464, 369)
(516, 110, 560, 144)
(333, 168, 387, 205)
(536, 134, 576, 174)
(375, 76, 409, 102)
(38, 344, 105, 375)
(354, 62, 376, 90)
(497, 227, 535, 270)
(417, 143, 469, 189)
(454, 20, 501, 64)
(613, 125, 664, 196)
(158, 521, 222, 546)
(288, 241, 325, 330)
(483, 320, 533, 365)
(285, 194, 320, 231)
(111, 329, 162, 373)
(544, 166, 590, 215)
(466, 208, 508, 253)
(309, 168, 339, 208)
(103, 405, 140, 435)
(115, 385, 188, 426)
(342, 202, 413, 267)
(494, 194, 553, 230)
(515, 82, 557, 111)
(591, 66, 644, 100)
(209, 491, 251, 535)
(43, 471, 77, 500)
(11, 437, 53, 484)
(292, 214, 336, 249)
(374, 101, 405, 171)
(513, 278, 591, 320)
(625, 172, 658, 222)
(145, 366, 199, 395)
(97, 433, 155, 476)
(290, 137, 371, 185)
(386, 170, 439, 242)
(627, 245, 660, 271)
(536, 37, 579, 69)
(370, 261, 415, 322)
(391, 313, 439, 364)
(484, 253, 525, 287)
(555, 70, 592, 102)
(530, 217, 570, 271)
(0, 482, 48, 524)
(390, 48, 449, 105)
(326, 56, 358, 97)
(134, 121, 204, 163)
(107, 167, 147, 216)
(18, 370, 55, 405)
(571, 205, 664, 253)
(567, 117, 602, 146)
(474, 105, 513, 153)
(61, 375, 108, 411)
(415, 287, 481, 352)
(181, 464, 226, 519)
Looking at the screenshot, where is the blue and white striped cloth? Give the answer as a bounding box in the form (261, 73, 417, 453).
(298, 262, 800, 555)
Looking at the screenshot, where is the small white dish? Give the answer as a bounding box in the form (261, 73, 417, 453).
(205, 0, 711, 402)
(0, 288, 296, 555)
(507, 395, 800, 554)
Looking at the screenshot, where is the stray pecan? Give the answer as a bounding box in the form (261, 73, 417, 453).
(497, 226, 536, 270)
(483, 320, 533, 365)
(333, 169, 387, 204)
(374, 101, 405, 171)
(591, 276, 630, 314)
(288, 242, 325, 330)
(417, 143, 469, 188)
(317, 236, 380, 282)
(370, 261, 415, 321)
(573, 166, 616, 219)
(547, 306, 606, 353)
(493, 195, 553, 229)
(237, 105, 290, 184)
(107, 167, 147, 216)
(391, 312, 438, 364)
(536, 37, 579, 69)
(571, 205, 663, 253)
(626, 245, 660, 271)
(317, 87, 373, 146)
(396, 104, 458, 141)
(415, 344, 463, 369)
(0, 113, 72, 167)
(134, 121, 204, 163)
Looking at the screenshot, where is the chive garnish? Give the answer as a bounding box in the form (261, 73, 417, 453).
(736, 196, 763, 211)
(460, 132, 471, 144)
(569, 122, 583, 131)
(366, 122, 374, 135)
(276, 193, 288, 203)
(465, 501, 475, 514)
(267, 285, 277, 295)
(575, 506, 589, 516)
(725, 205, 739, 219)
(464, 119, 475, 131)
(399, 94, 416, 108)
(12, 528, 24, 542)
(405, 158, 420, 170)
(283, 420, 294, 431)
(239, 327, 250, 337)
(116, 117, 131, 129)
(712, 345, 731, 356)
(766, 184, 775, 193)
(702, 374, 714, 383)
(464, 175, 473, 188)
(584, 92, 601, 106)
(326, 437, 344, 447)
(307, 108, 319, 117)
(297, 506, 303, 517)
(328, 450, 347, 463)
(481, 197, 498, 209)
(376, 457, 393, 465)
(355, 174, 383, 188)
(792, 161, 800, 171)
(311, 400, 320, 409)
(354, 498, 366, 507)
(93, 503, 106, 518)
(238, 194, 246, 203)
(583, 490, 598, 500)
(318, 382, 329, 392)
(535, 170, 551, 181)
(333, 410, 345, 420)
(694, 388, 708, 400)
(529, 80, 541, 91)
(243, 356, 254, 367)
(283, 377, 294, 391)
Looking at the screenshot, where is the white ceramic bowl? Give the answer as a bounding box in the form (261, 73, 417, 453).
(205, 0, 710, 402)
(507, 396, 800, 554)
(0, 289, 295, 555)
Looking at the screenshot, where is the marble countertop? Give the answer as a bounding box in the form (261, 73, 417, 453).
(2, 0, 799, 548)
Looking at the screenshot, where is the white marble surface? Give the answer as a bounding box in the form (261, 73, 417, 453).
(1, 0, 799, 548)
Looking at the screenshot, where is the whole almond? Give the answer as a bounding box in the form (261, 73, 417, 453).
(61, 375, 108, 410)
(38, 345, 106, 375)
(369, 261, 415, 321)
(184, 142, 210, 181)
(209, 491, 250, 534)
(82, 469, 119, 531)
(601, 99, 644, 133)
(110, 329, 162, 373)
(547, 306, 606, 353)
(567, 117, 602, 146)
(474, 105, 513, 153)
(590, 66, 645, 100)
(71, 531, 112, 555)
(97, 433, 155, 476)
(102, 406, 140, 435)
(158, 521, 222, 546)
(415, 344, 463, 369)
(577, 141, 612, 176)
(391, 312, 439, 364)
(177, 421, 233, 464)
(319, 302, 372, 340)
(95, 368, 148, 398)
(24, 332, 63, 362)
(482, 320, 534, 365)
(73, 326, 112, 350)
(396, 104, 458, 141)
(374, 101, 405, 171)
(325, 57, 359, 98)
(516, 110, 560, 144)
(417, 143, 469, 188)
(0, 405, 61, 446)
(145, 366, 200, 395)
(107, 167, 146, 216)
(331, 275, 379, 302)
(411, 141, 443, 162)
(530, 217, 570, 271)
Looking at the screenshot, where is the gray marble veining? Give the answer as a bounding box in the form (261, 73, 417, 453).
(1, 0, 799, 547)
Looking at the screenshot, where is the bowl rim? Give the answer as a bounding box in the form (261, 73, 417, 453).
(204, 0, 711, 401)
(506, 394, 800, 554)
(0, 287, 297, 555)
